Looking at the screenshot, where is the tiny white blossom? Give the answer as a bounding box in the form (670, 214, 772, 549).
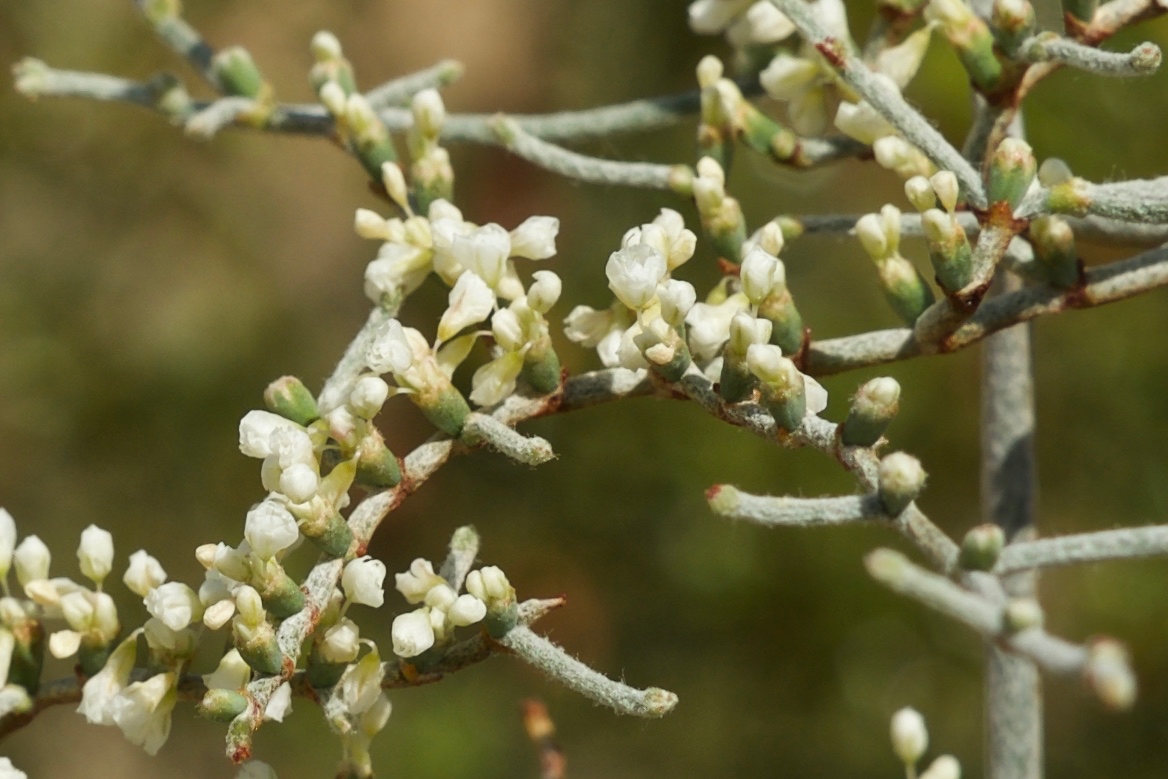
(527, 270, 562, 314)
(264, 681, 293, 722)
(728, 313, 772, 354)
(110, 672, 178, 756)
(726, 2, 795, 47)
(318, 81, 347, 116)
(78, 631, 139, 725)
(48, 629, 82, 659)
(688, 0, 751, 34)
(692, 157, 726, 211)
(470, 350, 525, 407)
(13, 536, 49, 588)
(563, 305, 614, 348)
(354, 208, 393, 241)
(320, 617, 361, 664)
(237, 761, 279, 779)
(144, 582, 203, 633)
(658, 279, 697, 327)
(342, 556, 386, 608)
(423, 582, 458, 612)
(366, 319, 415, 376)
(238, 411, 301, 459)
(890, 707, 929, 766)
(606, 244, 667, 310)
(245, 499, 301, 560)
(77, 525, 114, 586)
(379, 161, 410, 214)
(835, 99, 897, 146)
(437, 270, 496, 343)
(686, 295, 749, 364)
(745, 343, 786, 384)
(920, 755, 961, 779)
(0, 509, 15, 584)
(279, 463, 319, 504)
(268, 427, 315, 470)
(123, 550, 167, 598)
(447, 594, 487, 626)
(394, 558, 446, 604)
(411, 88, 446, 139)
(739, 246, 781, 304)
(509, 216, 559, 260)
(491, 307, 526, 352)
(203, 648, 251, 691)
(349, 376, 390, 419)
(391, 608, 436, 658)
(930, 171, 960, 213)
(450, 223, 512, 289)
(474, 565, 512, 600)
(339, 646, 387, 715)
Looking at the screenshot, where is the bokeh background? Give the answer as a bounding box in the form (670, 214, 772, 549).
(2, 1, 1168, 776)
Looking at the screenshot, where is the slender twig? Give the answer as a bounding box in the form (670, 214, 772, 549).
(805, 245, 1168, 375)
(365, 59, 464, 108)
(980, 270, 1041, 779)
(184, 97, 259, 139)
(768, 0, 987, 207)
(499, 626, 678, 718)
(865, 549, 1111, 683)
(1020, 35, 1161, 76)
(994, 525, 1168, 575)
(461, 413, 556, 466)
(708, 489, 883, 527)
(489, 116, 689, 191)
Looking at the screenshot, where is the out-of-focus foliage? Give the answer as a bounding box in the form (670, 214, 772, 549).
(2, 1, 1168, 776)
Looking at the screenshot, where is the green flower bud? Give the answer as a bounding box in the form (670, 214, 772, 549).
(355, 430, 402, 490)
(1003, 597, 1044, 632)
(922, 209, 974, 294)
(841, 377, 900, 447)
(522, 337, 562, 395)
(198, 689, 250, 722)
(878, 452, 926, 515)
(212, 47, 267, 99)
(959, 523, 1005, 571)
(263, 376, 320, 425)
(987, 138, 1037, 210)
(1030, 216, 1079, 288)
(254, 557, 306, 619)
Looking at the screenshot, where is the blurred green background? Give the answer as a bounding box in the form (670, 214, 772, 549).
(3, 1, 1168, 776)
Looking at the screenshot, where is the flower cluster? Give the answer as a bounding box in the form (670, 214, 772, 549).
(390, 558, 514, 659)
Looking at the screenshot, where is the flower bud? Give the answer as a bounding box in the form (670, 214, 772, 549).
(987, 138, 1037, 211)
(1029, 216, 1079, 289)
(856, 213, 890, 260)
(696, 55, 723, 90)
(1003, 597, 1044, 632)
(350, 376, 391, 420)
(145, 582, 204, 632)
(211, 47, 266, 99)
(77, 525, 114, 586)
(355, 429, 402, 489)
(904, 176, 936, 213)
(14, 536, 49, 587)
(959, 524, 1005, 571)
(606, 244, 667, 310)
(395, 558, 445, 604)
(992, 0, 1035, 53)
(411, 88, 445, 140)
(447, 594, 487, 626)
(1037, 157, 1073, 187)
(748, 347, 806, 432)
(890, 707, 928, 766)
(245, 500, 301, 561)
(320, 617, 361, 664)
(658, 279, 697, 328)
(198, 688, 250, 722)
(878, 452, 926, 515)
(527, 270, 562, 313)
(920, 754, 962, 779)
(392, 608, 436, 658)
(319, 80, 347, 116)
(930, 171, 960, 213)
(310, 31, 343, 62)
(922, 209, 973, 294)
(509, 216, 559, 261)
(123, 550, 167, 597)
(841, 377, 900, 447)
(1085, 639, 1136, 710)
(740, 246, 780, 304)
(342, 556, 386, 608)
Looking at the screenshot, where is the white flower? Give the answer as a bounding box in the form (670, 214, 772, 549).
(238, 411, 302, 459)
(527, 270, 562, 314)
(48, 629, 81, 659)
(658, 279, 697, 327)
(234, 585, 266, 626)
(364, 242, 430, 301)
(688, 0, 751, 34)
(465, 565, 511, 602)
(437, 270, 496, 343)
(745, 343, 785, 383)
(350, 376, 390, 419)
(450, 223, 511, 289)
(835, 100, 897, 146)
(391, 608, 436, 658)
(279, 463, 319, 504)
(470, 350, 525, 407)
(394, 558, 446, 604)
(739, 246, 781, 304)
(491, 308, 526, 352)
(366, 319, 415, 376)
(874, 136, 936, 179)
(144, 582, 203, 632)
(339, 646, 387, 715)
(728, 313, 772, 355)
(342, 557, 386, 608)
(686, 295, 749, 363)
(268, 427, 315, 470)
(920, 755, 961, 779)
(447, 594, 487, 626)
(890, 707, 929, 766)
(0, 758, 27, 779)
(379, 162, 410, 213)
(13, 536, 49, 588)
(509, 216, 559, 260)
(760, 54, 829, 135)
(78, 631, 139, 725)
(874, 23, 935, 89)
(203, 648, 251, 691)
(123, 550, 167, 598)
(264, 682, 293, 722)
(110, 672, 178, 756)
(321, 617, 361, 664)
(606, 244, 667, 310)
(744, 221, 785, 257)
(692, 157, 726, 212)
(930, 171, 959, 213)
(245, 499, 300, 561)
(77, 525, 114, 587)
(0, 509, 15, 584)
(563, 305, 614, 348)
(354, 208, 394, 241)
(726, 2, 795, 47)
(237, 761, 279, 779)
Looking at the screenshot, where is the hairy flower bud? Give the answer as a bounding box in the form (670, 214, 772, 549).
(878, 453, 926, 515)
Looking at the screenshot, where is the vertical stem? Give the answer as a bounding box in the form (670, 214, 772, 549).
(981, 271, 1042, 779)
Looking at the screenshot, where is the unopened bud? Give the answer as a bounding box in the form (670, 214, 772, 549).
(988, 138, 1037, 211)
(263, 376, 319, 425)
(212, 47, 266, 99)
(1037, 157, 1073, 187)
(904, 177, 935, 213)
(930, 171, 960, 213)
(355, 429, 402, 489)
(890, 706, 928, 766)
(1085, 639, 1136, 710)
(878, 452, 926, 515)
(1003, 597, 1044, 632)
(198, 688, 249, 722)
(1030, 216, 1079, 289)
(922, 209, 973, 294)
(959, 524, 1005, 571)
(992, 0, 1036, 53)
(841, 377, 900, 447)
(920, 755, 962, 779)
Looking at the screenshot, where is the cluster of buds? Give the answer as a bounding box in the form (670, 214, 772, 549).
(889, 707, 961, 779)
(696, 56, 800, 168)
(405, 89, 453, 210)
(390, 558, 509, 660)
(688, 0, 796, 52)
(903, 171, 976, 297)
(1025, 158, 1079, 288)
(855, 205, 936, 324)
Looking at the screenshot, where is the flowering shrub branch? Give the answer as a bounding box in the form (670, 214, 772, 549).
(7, 0, 1168, 777)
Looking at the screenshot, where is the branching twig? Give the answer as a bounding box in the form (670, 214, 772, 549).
(1020, 35, 1161, 76)
(994, 525, 1168, 575)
